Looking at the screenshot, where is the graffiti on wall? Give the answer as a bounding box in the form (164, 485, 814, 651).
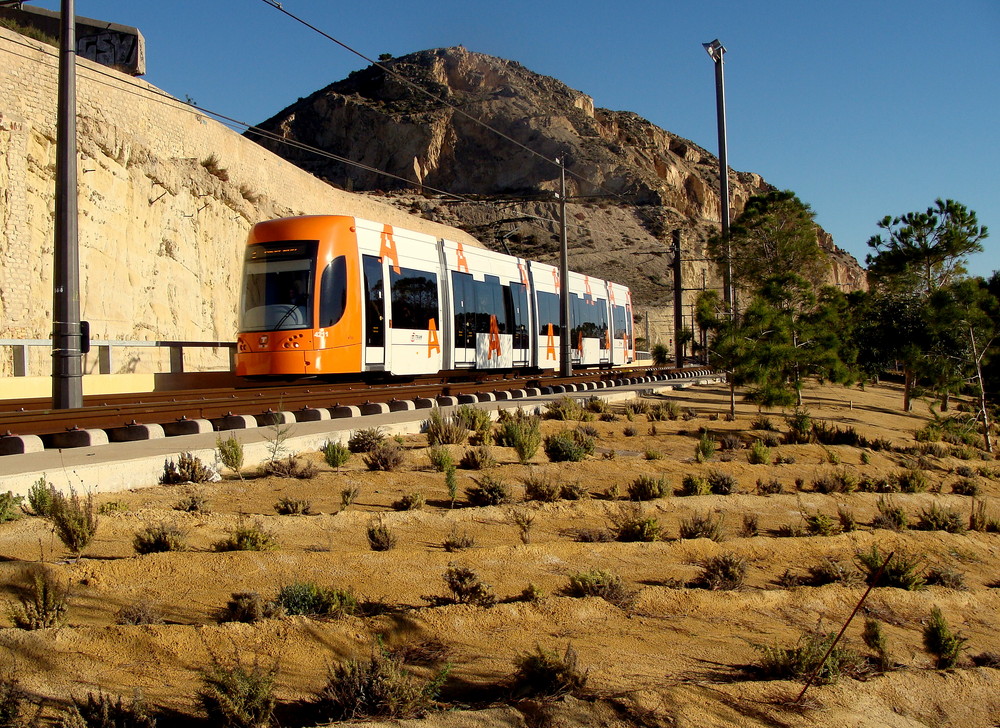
(77, 30, 145, 76)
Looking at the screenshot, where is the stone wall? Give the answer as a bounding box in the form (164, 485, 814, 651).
(0, 27, 480, 376)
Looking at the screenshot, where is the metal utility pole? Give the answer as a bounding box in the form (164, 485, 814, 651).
(703, 39, 732, 311)
(558, 157, 572, 377)
(52, 0, 84, 409)
(672, 229, 683, 369)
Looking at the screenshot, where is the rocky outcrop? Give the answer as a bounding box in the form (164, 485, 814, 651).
(251, 47, 867, 338)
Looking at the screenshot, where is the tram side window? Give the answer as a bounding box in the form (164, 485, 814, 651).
(451, 271, 474, 347)
(536, 291, 559, 334)
(319, 256, 347, 328)
(390, 266, 439, 330)
(596, 298, 609, 342)
(471, 275, 507, 334)
(507, 283, 529, 349)
(363, 255, 384, 347)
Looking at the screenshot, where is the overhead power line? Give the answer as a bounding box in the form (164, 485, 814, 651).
(257, 0, 629, 203)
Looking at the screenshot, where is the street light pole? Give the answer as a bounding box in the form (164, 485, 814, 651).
(558, 156, 572, 377)
(52, 0, 83, 409)
(703, 39, 732, 311)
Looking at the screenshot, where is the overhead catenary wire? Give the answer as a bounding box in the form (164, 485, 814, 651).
(256, 0, 630, 204)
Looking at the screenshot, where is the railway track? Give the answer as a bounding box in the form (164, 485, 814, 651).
(0, 366, 716, 454)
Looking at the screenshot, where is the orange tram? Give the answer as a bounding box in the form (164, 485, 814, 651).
(235, 215, 635, 378)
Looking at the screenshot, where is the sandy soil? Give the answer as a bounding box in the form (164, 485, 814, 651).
(1, 381, 999, 727)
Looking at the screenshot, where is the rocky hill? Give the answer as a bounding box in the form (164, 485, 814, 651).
(250, 47, 866, 340)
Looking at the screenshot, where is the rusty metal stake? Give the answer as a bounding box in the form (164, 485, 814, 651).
(796, 550, 894, 703)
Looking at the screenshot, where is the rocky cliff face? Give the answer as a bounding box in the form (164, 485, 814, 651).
(251, 47, 866, 337)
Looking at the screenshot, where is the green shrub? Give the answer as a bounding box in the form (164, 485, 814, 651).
(838, 506, 857, 532)
(871, 496, 908, 531)
(679, 474, 710, 496)
(757, 630, 865, 683)
(694, 434, 716, 463)
(173, 491, 209, 513)
(322, 440, 351, 470)
(627, 475, 669, 501)
(755, 477, 783, 495)
(213, 519, 277, 552)
(545, 397, 583, 421)
(747, 440, 771, 465)
(804, 557, 857, 586)
(438, 565, 496, 607)
(0, 492, 23, 523)
(679, 511, 725, 541)
(216, 434, 245, 479)
(923, 606, 967, 668)
(855, 546, 925, 590)
(274, 582, 357, 617)
(315, 645, 448, 721)
(916, 503, 965, 533)
(366, 517, 397, 551)
(585, 396, 609, 414)
(63, 691, 157, 728)
(511, 645, 587, 697)
(427, 445, 454, 472)
(697, 553, 747, 590)
(273, 496, 312, 515)
(218, 592, 281, 624)
(25, 477, 56, 517)
(608, 503, 660, 542)
(543, 430, 592, 462)
(7, 566, 68, 630)
(0, 673, 30, 727)
(444, 465, 458, 508)
(340, 486, 360, 511)
(98, 500, 128, 515)
(897, 468, 930, 493)
(804, 512, 839, 537)
(459, 445, 496, 470)
(161, 452, 213, 484)
(425, 408, 469, 446)
(348, 427, 386, 453)
(951, 478, 980, 496)
(707, 470, 738, 495)
(198, 655, 277, 728)
(454, 404, 492, 439)
(497, 411, 542, 464)
(564, 570, 630, 607)
(364, 441, 406, 471)
(133, 522, 186, 554)
(784, 408, 813, 444)
(49, 488, 98, 557)
(862, 618, 892, 672)
(392, 492, 425, 511)
(644, 449, 663, 461)
(465, 476, 512, 507)
(522, 473, 562, 502)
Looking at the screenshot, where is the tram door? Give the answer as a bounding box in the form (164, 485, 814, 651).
(363, 255, 386, 366)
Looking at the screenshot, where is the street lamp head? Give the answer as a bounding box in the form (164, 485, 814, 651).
(703, 39, 726, 62)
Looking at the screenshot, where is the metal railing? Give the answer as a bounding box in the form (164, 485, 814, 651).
(0, 339, 236, 376)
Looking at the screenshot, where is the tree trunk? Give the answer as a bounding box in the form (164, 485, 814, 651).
(729, 378, 736, 419)
(903, 367, 913, 412)
(940, 390, 950, 412)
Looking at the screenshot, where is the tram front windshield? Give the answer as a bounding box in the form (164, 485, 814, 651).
(240, 241, 317, 332)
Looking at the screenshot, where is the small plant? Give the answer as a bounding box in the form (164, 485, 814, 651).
(392, 491, 425, 511)
(273, 496, 312, 516)
(545, 396, 583, 421)
(200, 153, 230, 181)
(63, 691, 158, 728)
(445, 465, 458, 508)
(262, 455, 318, 479)
(442, 527, 475, 552)
(925, 564, 966, 589)
(133, 522, 186, 554)
(784, 408, 813, 444)
(274, 582, 357, 617)
(439, 565, 496, 606)
(923, 606, 967, 668)
(7, 566, 69, 630)
(199, 654, 277, 728)
(855, 546, 925, 590)
(425, 409, 468, 446)
(747, 440, 771, 465)
(707, 470, 738, 495)
(322, 440, 351, 470)
(520, 583, 545, 602)
(24, 476, 55, 516)
(348, 427, 386, 453)
(217, 434, 245, 479)
(755, 477, 782, 495)
(623, 425, 637, 437)
(694, 434, 716, 463)
(367, 517, 397, 551)
(115, 598, 164, 626)
(804, 557, 856, 586)
(897, 468, 930, 493)
(511, 645, 587, 697)
(0, 673, 30, 727)
(427, 445, 454, 472)
(465, 475, 512, 507)
(860, 450, 872, 465)
(812, 468, 859, 494)
(871, 496, 909, 531)
(497, 412, 542, 464)
(315, 644, 448, 721)
(804, 512, 839, 537)
(98, 500, 128, 515)
(862, 618, 892, 671)
(775, 522, 805, 537)
(522, 472, 562, 502)
(718, 433, 742, 451)
(740, 513, 759, 537)
(459, 445, 496, 470)
(218, 592, 282, 623)
(543, 430, 592, 462)
(564, 570, 630, 607)
(161, 452, 213, 484)
(838, 505, 857, 532)
(644, 448, 663, 460)
(756, 629, 864, 683)
(679, 474, 710, 496)
(48, 488, 99, 557)
(608, 503, 661, 542)
(916, 503, 965, 533)
(969, 499, 1000, 532)
(679, 511, 725, 541)
(213, 518, 277, 552)
(340, 485, 360, 512)
(173, 491, 209, 513)
(627, 475, 669, 501)
(454, 404, 492, 442)
(364, 440, 406, 471)
(951, 478, 980, 496)
(505, 508, 536, 544)
(697, 553, 747, 590)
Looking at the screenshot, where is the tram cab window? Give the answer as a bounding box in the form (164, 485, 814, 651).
(390, 266, 439, 330)
(239, 241, 316, 332)
(319, 256, 347, 328)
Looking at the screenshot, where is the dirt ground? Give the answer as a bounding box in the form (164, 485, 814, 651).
(1, 380, 999, 727)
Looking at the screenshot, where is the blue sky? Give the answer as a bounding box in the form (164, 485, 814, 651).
(30, 0, 1000, 276)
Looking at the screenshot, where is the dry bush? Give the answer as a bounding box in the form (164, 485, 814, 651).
(522, 472, 562, 502)
(115, 598, 164, 626)
(459, 445, 495, 470)
(465, 475, 512, 506)
(348, 427, 386, 453)
(198, 654, 277, 728)
(274, 496, 312, 515)
(392, 492, 425, 511)
(367, 517, 397, 551)
(607, 503, 661, 542)
(213, 518, 277, 552)
(707, 470, 737, 495)
(425, 409, 468, 446)
(133, 522, 186, 554)
(442, 527, 475, 552)
(262, 455, 318, 479)
(161, 452, 213, 484)
(218, 592, 282, 624)
(173, 491, 210, 513)
(679, 511, 726, 541)
(49, 488, 99, 556)
(63, 690, 158, 728)
(433, 565, 496, 607)
(916, 503, 965, 533)
(7, 566, 69, 630)
(564, 570, 631, 607)
(696, 553, 747, 590)
(511, 645, 587, 698)
(871, 496, 909, 531)
(627, 475, 669, 501)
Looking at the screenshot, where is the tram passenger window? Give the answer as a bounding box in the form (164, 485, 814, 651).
(596, 298, 609, 341)
(390, 266, 439, 330)
(507, 283, 529, 349)
(452, 271, 473, 347)
(363, 255, 384, 347)
(536, 291, 559, 334)
(319, 256, 347, 328)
